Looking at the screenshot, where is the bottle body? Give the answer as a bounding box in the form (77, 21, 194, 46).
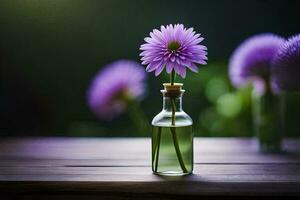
(151, 89, 193, 176)
(252, 89, 284, 152)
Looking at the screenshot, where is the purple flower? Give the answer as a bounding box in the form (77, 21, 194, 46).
(272, 34, 300, 91)
(87, 60, 146, 120)
(140, 24, 208, 78)
(229, 34, 285, 93)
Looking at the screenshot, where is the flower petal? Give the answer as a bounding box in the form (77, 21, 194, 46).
(187, 63, 199, 72)
(174, 64, 186, 78)
(155, 65, 165, 76)
(146, 61, 162, 72)
(166, 62, 174, 73)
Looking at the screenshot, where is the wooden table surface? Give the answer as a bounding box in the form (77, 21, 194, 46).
(0, 137, 299, 199)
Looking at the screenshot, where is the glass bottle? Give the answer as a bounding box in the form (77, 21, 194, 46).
(151, 83, 193, 176)
(252, 87, 284, 153)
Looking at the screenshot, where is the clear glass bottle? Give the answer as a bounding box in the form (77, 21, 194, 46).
(151, 83, 193, 176)
(252, 88, 284, 153)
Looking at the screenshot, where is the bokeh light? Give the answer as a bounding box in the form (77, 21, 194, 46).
(216, 93, 242, 118)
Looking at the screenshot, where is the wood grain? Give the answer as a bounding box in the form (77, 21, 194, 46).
(0, 137, 299, 199)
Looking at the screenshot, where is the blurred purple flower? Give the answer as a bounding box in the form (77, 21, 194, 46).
(229, 34, 285, 93)
(87, 60, 146, 120)
(140, 24, 207, 78)
(272, 34, 300, 91)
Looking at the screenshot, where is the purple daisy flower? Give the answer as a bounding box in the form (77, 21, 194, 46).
(229, 34, 285, 93)
(87, 60, 146, 120)
(140, 24, 208, 78)
(272, 34, 300, 91)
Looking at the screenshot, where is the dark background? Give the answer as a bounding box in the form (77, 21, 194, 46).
(0, 0, 299, 137)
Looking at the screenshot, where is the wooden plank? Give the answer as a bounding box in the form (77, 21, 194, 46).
(0, 181, 299, 196)
(1, 152, 300, 166)
(0, 138, 299, 159)
(0, 138, 299, 197)
(1, 163, 300, 176)
(0, 138, 299, 164)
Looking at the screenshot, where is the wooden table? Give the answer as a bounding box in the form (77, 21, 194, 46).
(0, 137, 299, 199)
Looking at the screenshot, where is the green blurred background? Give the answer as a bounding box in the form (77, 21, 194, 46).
(0, 0, 299, 137)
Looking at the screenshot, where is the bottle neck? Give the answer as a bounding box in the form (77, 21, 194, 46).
(162, 96, 183, 112)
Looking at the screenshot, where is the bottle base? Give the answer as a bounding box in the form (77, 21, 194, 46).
(153, 170, 192, 176)
(259, 143, 282, 153)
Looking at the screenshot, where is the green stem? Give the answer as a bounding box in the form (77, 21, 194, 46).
(127, 100, 149, 136)
(169, 70, 188, 173)
(170, 126, 188, 173)
(170, 70, 176, 85)
(170, 99, 188, 173)
(170, 69, 176, 126)
(153, 70, 187, 173)
(154, 127, 161, 172)
(171, 98, 176, 125)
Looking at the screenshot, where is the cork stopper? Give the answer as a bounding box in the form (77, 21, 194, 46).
(163, 83, 183, 91)
(161, 83, 185, 98)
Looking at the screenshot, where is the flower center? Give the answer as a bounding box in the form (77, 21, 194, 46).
(167, 41, 181, 52)
(114, 89, 133, 102)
